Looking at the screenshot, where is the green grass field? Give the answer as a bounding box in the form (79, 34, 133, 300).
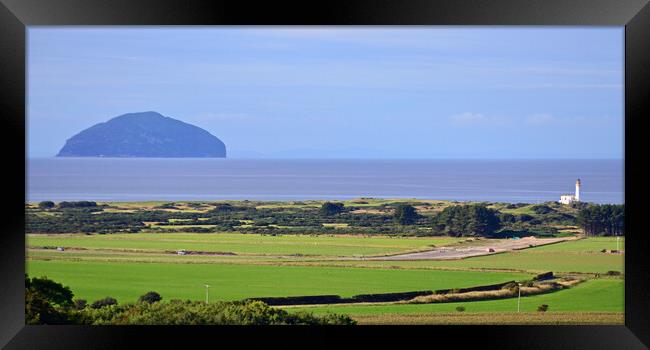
(286, 237, 624, 274)
(26, 230, 625, 323)
(287, 279, 623, 315)
(27, 233, 464, 257)
(26, 259, 530, 303)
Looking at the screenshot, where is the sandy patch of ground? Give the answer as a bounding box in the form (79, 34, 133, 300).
(366, 236, 576, 261)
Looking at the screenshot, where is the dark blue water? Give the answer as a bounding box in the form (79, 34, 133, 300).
(26, 158, 623, 204)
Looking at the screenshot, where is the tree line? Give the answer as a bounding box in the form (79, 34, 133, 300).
(577, 204, 624, 236)
(29, 200, 622, 237)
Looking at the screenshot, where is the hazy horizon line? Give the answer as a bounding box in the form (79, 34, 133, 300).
(27, 156, 624, 160)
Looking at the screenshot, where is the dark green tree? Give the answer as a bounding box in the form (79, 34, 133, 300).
(577, 204, 624, 236)
(320, 202, 345, 216)
(27, 276, 74, 308)
(25, 275, 74, 324)
(393, 204, 419, 225)
(433, 204, 501, 237)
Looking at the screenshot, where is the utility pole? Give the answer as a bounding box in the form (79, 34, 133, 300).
(616, 236, 620, 251)
(205, 284, 210, 304)
(517, 283, 522, 312)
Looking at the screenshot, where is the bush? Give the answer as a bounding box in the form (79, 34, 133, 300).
(518, 214, 534, 222)
(138, 291, 162, 304)
(531, 205, 554, 214)
(25, 288, 68, 324)
(74, 299, 87, 310)
(38, 201, 55, 209)
(455, 306, 466, 312)
(499, 213, 516, 223)
(155, 203, 178, 209)
(58, 201, 98, 208)
(533, 272, 554, 281)
(320, 202, 345, 216)
(80, 300, 356, 325)
(91, 297, 118, 309)
(537, 304, 549, 312)
(522, 280, 534, 287)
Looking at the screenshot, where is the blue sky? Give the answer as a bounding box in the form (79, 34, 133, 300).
(27, 27, 624, 158)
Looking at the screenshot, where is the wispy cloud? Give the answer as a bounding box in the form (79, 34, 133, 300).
(449, 113, 512, 126)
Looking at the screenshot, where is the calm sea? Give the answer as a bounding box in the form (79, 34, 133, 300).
(26, 158, 624, 204)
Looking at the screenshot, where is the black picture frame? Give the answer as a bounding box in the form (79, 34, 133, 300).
(1, 0, 648, 348)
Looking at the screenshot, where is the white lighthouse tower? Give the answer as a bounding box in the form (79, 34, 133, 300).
(559, 179, 581, 205)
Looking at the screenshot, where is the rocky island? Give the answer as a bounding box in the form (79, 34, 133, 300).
(57, 111, 226, 158)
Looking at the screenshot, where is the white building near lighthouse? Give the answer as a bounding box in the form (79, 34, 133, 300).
(559, 179, 581, 205)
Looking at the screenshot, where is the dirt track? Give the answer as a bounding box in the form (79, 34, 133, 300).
(367, 236, 575, 261)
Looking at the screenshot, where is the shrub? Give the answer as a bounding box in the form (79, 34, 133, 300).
(211, 203, 234, 212)
(25, 288, 68, 324)
(320, 202, 345, 216)
(455, 306, 466, 312)
(58, 201, 98, 208)
(138, 291, 162, 304)
(518, 214, 534, 222)
(74, 299, 87, 310)
(499, 213, 516, 223)
(91, 297, 118, 309)
(606, 271, 621, 276)
(533, 272, 554, 281)
(537, 304, 549, 312)
(155, 202, 178, 209)
(81, 300, 356, 325)
(531, 205, 554, 214)
(38, 201, 55, 209)
(522, 280, 534, 287)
